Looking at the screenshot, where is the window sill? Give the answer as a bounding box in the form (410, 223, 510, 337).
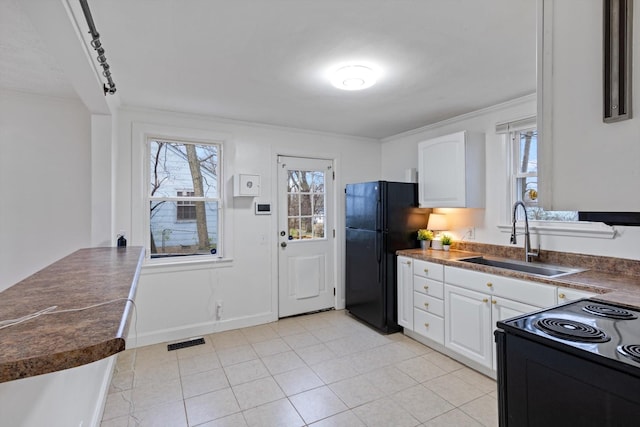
(497, 221, 616, 239)
(142, 256, 233, 273)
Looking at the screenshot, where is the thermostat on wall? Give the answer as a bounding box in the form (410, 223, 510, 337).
(255, 203, 271, 215)
(234, 174, 260, 197)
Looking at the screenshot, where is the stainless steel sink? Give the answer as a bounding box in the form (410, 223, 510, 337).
(458, 256, 585, 278)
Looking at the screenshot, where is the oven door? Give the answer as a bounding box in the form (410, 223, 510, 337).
(495, 329, 640, 427)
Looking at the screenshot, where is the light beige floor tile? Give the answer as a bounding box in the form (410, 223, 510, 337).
(134, 343, 177, 366)
(133, 358, 181, 387)
(310, 326, 353, 342)
(487, 390, 498, 399)
(289, 386, 348, 424)
(452, 367, 497, 393)
(423, 373, 486, 407)
(392, 384, 454, 423)
(395, 357, 447, 383)
(271, 319, 307, 337)
(131, 378, 183, 411)
(224, 359, 270, 386)
(175, 340, 215, 359)
(232, 377, 285, 410)
(273, 366, 324, 396)
(459, 395, 499, 427)
(209, 330, 250, 350)
(179, 352, 221, 377)
(328, 375, 386, 408)
(282, 331, 322, 349)
(251, 337, 291, 357)
(242, 398, 305, 427)
(309, 410, 365, 427)
(311, 356, 359, 384)
(197, 413, 248, 427)
(393, 338, 434, 356)
(241, 324, 279, 344)
(261, 350, 306, 375)
(217, 344, 259, 367)
(297, 316, 334, 331)
(181, 367, 230, 399)
(421, 352, 465, 373)
(130, 400, 187, 427)
(422, 408, 483, 427)
(295, 342, 337, 366)
(362, 366, 418, 395)
(184, 388, 240, 426)
(116, 349, 136, 371)
(352, 397, 420, 427)
(100, 415, 131, 427)
(325, 334, 388, 357)
(102, 390, 133, 421)
(109, 369, 134, 394)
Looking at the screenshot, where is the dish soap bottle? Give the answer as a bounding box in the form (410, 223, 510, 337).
(117, 233, 127, 248)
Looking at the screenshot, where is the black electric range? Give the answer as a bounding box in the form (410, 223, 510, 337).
(495, 299, 640, 427)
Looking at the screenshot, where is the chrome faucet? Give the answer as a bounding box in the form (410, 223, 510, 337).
(511, 201, 539, 263)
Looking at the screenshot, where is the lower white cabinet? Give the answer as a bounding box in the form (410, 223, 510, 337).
(490, 296, 540, 370)
(444, 284, 493, 367)
(557, 286, 596, 304)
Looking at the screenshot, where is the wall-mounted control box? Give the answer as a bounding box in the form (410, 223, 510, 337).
(255, 203, 271, 215)
(234, 174, 260, 197)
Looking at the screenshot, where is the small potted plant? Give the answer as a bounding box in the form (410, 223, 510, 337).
(417, 229, 434, 249)
(441, 234, 453, 251)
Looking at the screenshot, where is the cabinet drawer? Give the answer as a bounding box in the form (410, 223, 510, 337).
(445, 266, 556, 308)
(414, 292, 444, 317)
(557, 287, 596, 303)
(413, 259, 444, 281)
(413, 276, 444, 299)
(414, 309, 444, 344)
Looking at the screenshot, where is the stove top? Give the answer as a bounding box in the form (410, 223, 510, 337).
(498, 299, 640, 372)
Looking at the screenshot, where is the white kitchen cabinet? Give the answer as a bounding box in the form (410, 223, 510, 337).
(444, 265, 556, 370)
(445, 284, 493, 367)
(397, 256, 414, 330)
(537, 0, 640, 211)
(557, 286, 596, 304)
(417, 131, 485, 208)
(412, 259, 445, 343)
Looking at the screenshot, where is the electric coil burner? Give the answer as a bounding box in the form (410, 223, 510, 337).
(495, 299, 640, 427)
(534, 317, 610, 342)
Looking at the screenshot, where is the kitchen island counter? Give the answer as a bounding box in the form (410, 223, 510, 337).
(0, 247, 144, 383)
(397, 245, 640, 309)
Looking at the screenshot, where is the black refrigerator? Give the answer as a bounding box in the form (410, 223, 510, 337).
(345, 181, 426, 333)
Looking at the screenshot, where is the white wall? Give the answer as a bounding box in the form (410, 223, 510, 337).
(381, 94, 640, 260)
(0, 89, 92, 290)
(115, 108, 381, 346)
(0, 89, 113, 427)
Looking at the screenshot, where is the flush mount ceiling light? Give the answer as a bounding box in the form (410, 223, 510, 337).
(330, 65, 377, 90)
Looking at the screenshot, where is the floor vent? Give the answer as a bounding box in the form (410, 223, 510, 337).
(167, 337, 205, 351)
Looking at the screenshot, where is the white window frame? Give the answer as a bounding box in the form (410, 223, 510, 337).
(497, 117, 615, 239)
(132, 122, 235, 266)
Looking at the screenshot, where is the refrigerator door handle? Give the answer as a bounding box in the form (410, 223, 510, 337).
(376, 200, 381, 231)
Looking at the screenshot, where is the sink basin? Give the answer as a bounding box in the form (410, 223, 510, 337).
(458, 256, 584, 278)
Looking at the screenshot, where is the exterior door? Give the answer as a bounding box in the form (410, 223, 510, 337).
(278, 156, 335, 317)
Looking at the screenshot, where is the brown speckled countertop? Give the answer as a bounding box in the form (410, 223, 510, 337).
(0, 247, 144, 383)
(397, 243, 640, 309)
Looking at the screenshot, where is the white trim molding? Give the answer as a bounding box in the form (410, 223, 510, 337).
(497, 221, 617, 239)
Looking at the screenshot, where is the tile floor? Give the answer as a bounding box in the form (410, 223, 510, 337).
(101, 310, 498, 427)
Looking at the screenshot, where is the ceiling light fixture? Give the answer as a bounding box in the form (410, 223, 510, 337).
(330, 65, 377, 91)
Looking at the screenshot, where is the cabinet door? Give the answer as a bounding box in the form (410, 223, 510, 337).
(418, 131, 484, 208)
(397, 256, 413, 330)
(444, 284, 492, 368)
(491, 297, 540, 370)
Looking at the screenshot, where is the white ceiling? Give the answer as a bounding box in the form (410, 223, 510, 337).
(1, 0, 536, 139)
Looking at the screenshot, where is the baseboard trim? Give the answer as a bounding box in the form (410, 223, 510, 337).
(128, 312, 277, 348)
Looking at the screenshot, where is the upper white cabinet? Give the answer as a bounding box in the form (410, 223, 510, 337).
(418, 131, 485, 208)
(537, 0, 640, 211)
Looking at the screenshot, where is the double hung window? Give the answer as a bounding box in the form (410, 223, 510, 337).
(147, 138, 221, 258)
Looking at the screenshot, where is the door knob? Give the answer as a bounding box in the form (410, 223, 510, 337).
(280, 242, 287, 248)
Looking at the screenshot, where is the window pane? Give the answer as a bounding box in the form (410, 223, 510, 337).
(288, 194, 300, 216)
(313, 194, 325, 216)
(150, 201, 219, 257)
(288, 218, 300, 240)
(149, 141, 218, 198)
(313, 216, 325, 238)
(300, 194, 312, 216)
(300, 217, 313, 239)
(518, 131, 537, 174)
